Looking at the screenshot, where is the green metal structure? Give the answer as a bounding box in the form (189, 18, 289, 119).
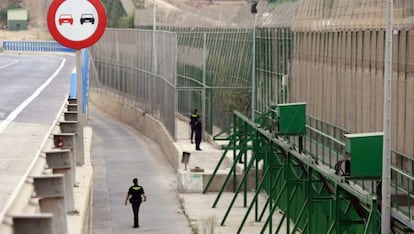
(205, 108, 382, 233)
(95, 20, 414, 230)
(344, 133, 383, 178)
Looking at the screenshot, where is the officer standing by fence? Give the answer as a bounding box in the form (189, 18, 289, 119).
(194, 116, 203, 151)
(189, 109, 199, 144)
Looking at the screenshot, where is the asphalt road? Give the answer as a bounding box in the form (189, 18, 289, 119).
(0, 53, 74, 124)
(0, 53, 75, 216)
(90, 106, 192, 234)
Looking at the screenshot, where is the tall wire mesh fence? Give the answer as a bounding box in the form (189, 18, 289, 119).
(89, 29, 177, 138)
(88, 26, 293, 138)
(176, 30, 253, 134)
(292, 0, 414, 31)
(155, 27, 292, 136)
(89, 1, 414, 158)
(87, 0, 414, 227)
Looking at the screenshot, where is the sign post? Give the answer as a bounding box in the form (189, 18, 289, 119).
(47, 0, 106, 165)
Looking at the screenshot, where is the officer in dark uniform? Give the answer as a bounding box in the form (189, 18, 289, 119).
(194, 117, 202, 151)
(189, 109, 199, 144)
(124, 178, 147, 228)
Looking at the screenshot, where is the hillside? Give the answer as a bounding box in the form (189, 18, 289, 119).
(0, 0, 51, 40)
(0, 0, 297, 41)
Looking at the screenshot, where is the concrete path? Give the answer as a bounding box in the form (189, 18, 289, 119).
(90, 106, 191, 234)
(89, 103, 287, 234)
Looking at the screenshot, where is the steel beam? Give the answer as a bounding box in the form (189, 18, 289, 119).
(33, 175, 67, 234)
(45, 150, 75, 212)
(52, 134, 76, 184)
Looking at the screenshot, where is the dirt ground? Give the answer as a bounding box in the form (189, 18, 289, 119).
(1, 28, 52, 41)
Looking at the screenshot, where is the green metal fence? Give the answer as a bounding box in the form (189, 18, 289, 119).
(306, 115, 414, 229)
(207, 111, 382, 233)
(101, 0, 127, 27)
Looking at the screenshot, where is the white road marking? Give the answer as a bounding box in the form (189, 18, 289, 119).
(0, 58, 19, 69)
(0, 57, 67, 133)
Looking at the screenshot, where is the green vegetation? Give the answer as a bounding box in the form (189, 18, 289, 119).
(0, 2, 22, 22)
(118, 11, 134, 28)
(101, 0, 134, 28)
(201, 215, 217, 234)
(267, 0, 297, 3)
(264, 0, 297, 12)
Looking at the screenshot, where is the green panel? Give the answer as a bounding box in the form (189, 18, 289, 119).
(277, 102, 306, 135)
(345, 132, 383, 177)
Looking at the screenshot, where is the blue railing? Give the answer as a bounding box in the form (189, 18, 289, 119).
(2, 41, 74, 53)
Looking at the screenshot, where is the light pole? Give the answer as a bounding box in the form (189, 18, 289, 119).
(381, 0, 393, 233)
(251, 2, 257, 122)
(151, 0, 157, 112)
(152, 0, 157, 72)
(153, 0, 156, 31)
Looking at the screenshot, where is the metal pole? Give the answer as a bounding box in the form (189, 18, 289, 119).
(202, 32, 206, 135)
(381, 0, 393, 233)
(251, 13, 257, 122)
(153, 0, 156, 31)
(174, 35, 178, 141)
(152, 0, 157, 113)
(75, 50, 85, 166)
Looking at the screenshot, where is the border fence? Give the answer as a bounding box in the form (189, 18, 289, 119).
(89, 27, 292, 137)
(87, 0, 414, 231)
(89, 29, 178, 139)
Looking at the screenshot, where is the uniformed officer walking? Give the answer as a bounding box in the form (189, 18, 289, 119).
(124, 178, 147, 228)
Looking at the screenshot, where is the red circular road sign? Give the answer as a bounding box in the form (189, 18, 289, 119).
(47, 0, 106, 49)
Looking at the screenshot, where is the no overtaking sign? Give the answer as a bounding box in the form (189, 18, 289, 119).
(47, 0, 106, 49)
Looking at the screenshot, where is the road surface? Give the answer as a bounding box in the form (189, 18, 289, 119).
(0, 53, 75, 218)
(90, 106, 191, 234)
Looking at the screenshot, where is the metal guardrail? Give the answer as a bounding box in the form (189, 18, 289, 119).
(2, 41, 74, 53)
(254, 111, 414, 229)
(0, 98, 79, 234)
(304, 116, 414, 228)
(391, 151, 414, 228)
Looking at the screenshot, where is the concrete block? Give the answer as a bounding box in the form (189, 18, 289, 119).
(53, 133, 75, 149)
(177, 171, 203, 193)
(13, 214, 54, 234)
(177, 170, 233, 193)
(59, 121, 78, 133)
(68, 98, 77, 104)
(33, 175, 64, 198)
(46, 150, 71, 169)
(64, 112, 78, 122)
(67, 104, 77, 112)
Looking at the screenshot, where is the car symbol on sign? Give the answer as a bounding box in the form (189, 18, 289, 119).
(80, 14, 95, 25)
(58, 14, 74, 25)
